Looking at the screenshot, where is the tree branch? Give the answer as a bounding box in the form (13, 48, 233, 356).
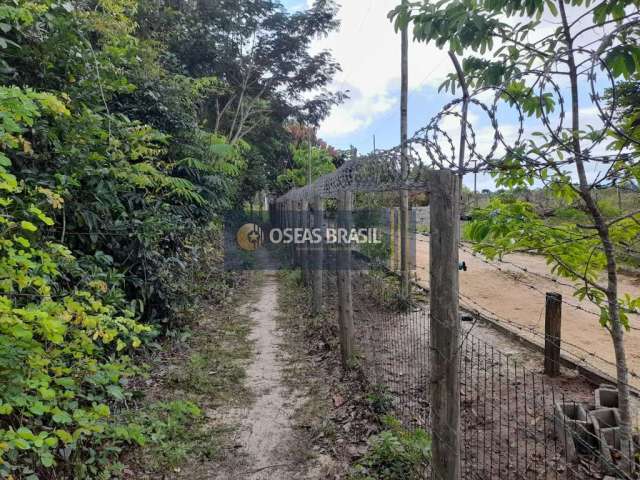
(577, 209, 640, 229)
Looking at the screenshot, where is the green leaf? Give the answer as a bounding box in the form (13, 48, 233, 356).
(38, 387, 56, 401)
(55, 429, 73, 444)
(106, 384, 125, 401)
(13, 438, 30, 450)
(93, 403, 110, 417)
(39, 450, 55, 467)
(29, 401, 48, 416)
(17, 427, 35, 440)
(545, 0, 558, 16)
(20, 220, 38, 232)
(52, 408, 73, 424)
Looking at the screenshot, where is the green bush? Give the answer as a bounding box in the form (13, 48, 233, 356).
(0, 3, 242, 478)
(350, 416, 431, 480)
(366, 385, 394, 415)
(112, 400, 215, 473)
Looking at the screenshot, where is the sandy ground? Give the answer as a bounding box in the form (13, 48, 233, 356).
(411, 234, 640, 390)
(215, 273, 309, 479)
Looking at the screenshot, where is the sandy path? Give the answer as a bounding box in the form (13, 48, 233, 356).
(219, 273, 304, 479)
(412, 235, 640, 389)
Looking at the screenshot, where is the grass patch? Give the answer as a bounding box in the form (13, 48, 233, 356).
(118, 273, 259, 477)
(366, 384, 394, 415)
(116, 400, 227, 473)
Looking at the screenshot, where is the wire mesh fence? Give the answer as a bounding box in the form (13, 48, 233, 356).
(350, 266, 638, 479)
(270, 199, 640, 479)
(270, 22, 640, 477)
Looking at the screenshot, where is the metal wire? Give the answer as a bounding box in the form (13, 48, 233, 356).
(278, 28, 640, 205)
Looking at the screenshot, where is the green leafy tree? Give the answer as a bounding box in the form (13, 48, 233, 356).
(391, 0, 640, 472)
(0, 0, 342, 475)
(277, 143, 337, 189)
(136, 0, 345, 192)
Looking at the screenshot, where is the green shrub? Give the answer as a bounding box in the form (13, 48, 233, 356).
(366, 385, 394, 415)
(350, 416, 431, 480)
(113, 400, 217, 473)
(359, 235, 392, 266)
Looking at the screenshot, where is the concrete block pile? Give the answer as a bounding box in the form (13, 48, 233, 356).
(553, 384, 640, 477)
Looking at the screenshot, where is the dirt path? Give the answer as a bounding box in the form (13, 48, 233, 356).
(412, 235, 640, 389)
(216, 272, 311, 480)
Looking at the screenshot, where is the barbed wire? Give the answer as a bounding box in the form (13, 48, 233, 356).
(278, 21, 640, 204)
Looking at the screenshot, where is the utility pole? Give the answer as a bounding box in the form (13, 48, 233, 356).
(399, 0, 410, 301)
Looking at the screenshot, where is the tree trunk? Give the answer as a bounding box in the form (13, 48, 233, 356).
(557, 0, 634, 472)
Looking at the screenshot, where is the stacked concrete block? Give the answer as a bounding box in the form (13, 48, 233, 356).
(589, 406, 627, 475)
(553, 385, 640, 476)
(595, 384, 619, 409)
(554, 402, 595, 460)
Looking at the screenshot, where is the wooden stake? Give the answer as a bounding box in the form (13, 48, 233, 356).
(287, 200, 295, 265)
(336, 191, 354, 369)
(430, 169, 460, 480)
(544, 292, 562, 377)
(301, 200, 309, 284)
(312, 196, 324, 315)
(400, 0, 410, 301)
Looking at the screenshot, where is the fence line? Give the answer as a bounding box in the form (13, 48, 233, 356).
(272, 201, 640, 478)
(272, 20, 640, 478)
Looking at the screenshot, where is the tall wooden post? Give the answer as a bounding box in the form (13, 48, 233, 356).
(273, 200, 277, 228)
(544, 292, 562, 377)
(429, 170, 460, 480)
(301, 200, 310, 284)
(388, 208, 395, 271)
(312, 195, 324, 315)
(389, 208, 400, 272)
(287, 199, 295, 265)
(400, 0, 410, 301)
(336, 191, 354, 369)
(295, 200, 303, 268)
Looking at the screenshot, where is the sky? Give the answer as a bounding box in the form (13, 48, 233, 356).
(280, 0, 622, 191)
(280, 0, 504, 190)
(283, 0, 451, 148)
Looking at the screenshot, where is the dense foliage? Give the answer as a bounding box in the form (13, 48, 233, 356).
(0, 0, 340, 477)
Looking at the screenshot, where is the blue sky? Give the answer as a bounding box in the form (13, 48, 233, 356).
(279, 0, 500, 189)
(280, 1, 616, 191)
(281, 1, 455, 148)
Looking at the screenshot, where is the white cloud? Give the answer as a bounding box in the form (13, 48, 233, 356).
(313, 1, 625, 141)
(318, 92, 396, 136)
(314, 0, 451, 138)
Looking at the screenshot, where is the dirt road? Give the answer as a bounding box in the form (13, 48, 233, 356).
(214, 273, 316, 479)
(412, 235, 640, 389)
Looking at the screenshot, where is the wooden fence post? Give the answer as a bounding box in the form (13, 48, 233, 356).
(544, 292, 562, 377)
(312, 195, 324, 315)
(430, 169, 461, 480)
(336, 191, 354, 369)
(301, 200, 309, 284)
(296, 200, 303, 268)
(393, 207, 400, 271)
(287, 199, 294, 265)
(268, 200, 275, 226)
(400, 191, 410, 299)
